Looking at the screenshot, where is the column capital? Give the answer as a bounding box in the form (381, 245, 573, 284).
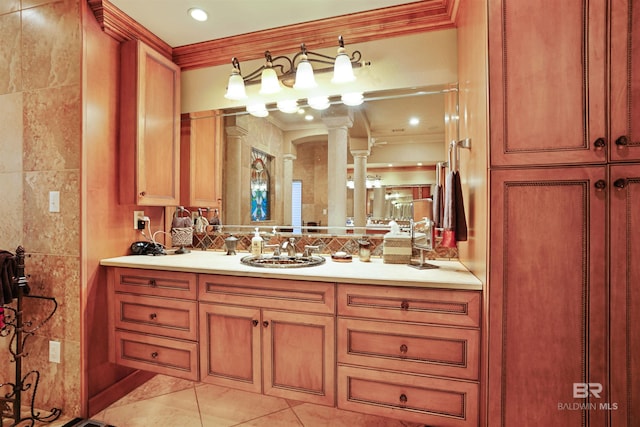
(321, 108, 354, 129)
(283, 153, 297, 161)
(225, 125, 248, 137)
(350, 149, 370, 158)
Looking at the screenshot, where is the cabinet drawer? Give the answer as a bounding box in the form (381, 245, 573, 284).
(199, 274, 335, 314)
(338, 366, 478, 427)
(113, 268, 196, 299)
(338, 318, 479, 380)
(114, 330, 198, 381)
(114, 293, 197, 340)
(337, 284, 480, 328)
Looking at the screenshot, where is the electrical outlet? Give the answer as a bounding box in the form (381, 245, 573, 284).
(133, 210, 145, 230)
(49, 340, 61, 363)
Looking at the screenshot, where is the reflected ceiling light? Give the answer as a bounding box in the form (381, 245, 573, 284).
(341, 92, 364, 106)
(308, 96, 330, 110)
(246, 102, 268, 117)
(224, 58, 247, 100)
(188, 7, 208, 21)
(332, 36, 356, 83)
(276, 99, 298, 114)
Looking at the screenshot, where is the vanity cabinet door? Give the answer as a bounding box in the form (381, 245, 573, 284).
(262, 310, 335, 406)
(609, 163, 640, 425)
(610, 0, 640, 161)
(120, 39, 180, 206)
(488, 0, 607, 166)
(180, 111, 223, 208)
(199, 303, 262, 393)
(488, 166, 607, 426)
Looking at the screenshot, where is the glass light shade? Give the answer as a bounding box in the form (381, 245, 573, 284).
(308, 96, 330, 110)
(246, 103, 268, 117)
(188, 8, 208, 21)
(332, 48, 355, 83)
(224, 71, 247, 100)
(346, 178, 354, 189)
(277, 99, 298, 114)
(341, 92, 364, 106)
(259, 67, 281, 95)
(293, 55, 317, 89)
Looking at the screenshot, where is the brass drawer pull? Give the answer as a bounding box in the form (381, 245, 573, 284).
(151, 351, 158, 359)
(399, 394, 408, 405)
(263, 321, 269, 328)
(400, 300, 409, 310)
(149, 313, 157, 320)
(400, 344, 408, 354)
(252, 319, 259, 327)
(149, 279, 157, 287)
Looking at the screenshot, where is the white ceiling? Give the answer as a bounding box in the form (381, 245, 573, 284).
(109, 0, 424, 47)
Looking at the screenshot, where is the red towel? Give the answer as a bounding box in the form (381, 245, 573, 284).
(441, 171, 467, 247)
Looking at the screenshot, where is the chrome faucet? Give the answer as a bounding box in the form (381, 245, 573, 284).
(282, 237, 297, 257)
(303, 245, 320, 257)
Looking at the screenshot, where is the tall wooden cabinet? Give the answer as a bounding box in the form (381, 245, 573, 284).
(180, 111, 223, 208)
(487, 0, 640, 425)
(120, 39, 181, 206)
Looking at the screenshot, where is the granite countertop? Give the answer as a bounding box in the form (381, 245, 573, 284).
(100, 251, 482, 291)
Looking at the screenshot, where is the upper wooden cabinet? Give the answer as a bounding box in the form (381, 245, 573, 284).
(120, 39, 181, 206)
(489, 1, 608, 166)
(180, 111, 223, 208)
(610, 1, 640, 161)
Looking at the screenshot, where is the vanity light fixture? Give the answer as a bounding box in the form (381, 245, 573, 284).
(188, 7, 208, 22)
(224, 36, 368, 116)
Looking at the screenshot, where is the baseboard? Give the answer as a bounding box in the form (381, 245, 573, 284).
(88, 370, 156, 416)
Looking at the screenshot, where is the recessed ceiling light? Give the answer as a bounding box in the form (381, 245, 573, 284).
(304, 114, 314, 121)
(409, 117, 420, 126)
(188, 8, 208, 22)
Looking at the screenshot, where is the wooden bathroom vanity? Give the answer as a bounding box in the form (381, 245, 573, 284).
(101, 252, 481, 427)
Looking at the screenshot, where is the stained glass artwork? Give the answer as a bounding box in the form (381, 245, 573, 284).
(251, 148, 271, 221)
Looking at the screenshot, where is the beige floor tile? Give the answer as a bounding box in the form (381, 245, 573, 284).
(234, 408, 303, 427)
(109, 374, 196, 408)
(95, 388, 202, 427)
(196, 383, 289, 427)
(292, 403, 410, 427)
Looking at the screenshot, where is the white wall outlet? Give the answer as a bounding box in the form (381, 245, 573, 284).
(49, 340, 61, 363)
(133, 210, 145, 229)
(49, 191, 60, 213)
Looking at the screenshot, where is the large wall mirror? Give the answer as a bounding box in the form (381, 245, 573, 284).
(186, 83, 458, 233)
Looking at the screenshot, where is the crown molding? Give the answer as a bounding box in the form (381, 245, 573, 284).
(87, 0, 172, 59)
(87, 0, 458, 70)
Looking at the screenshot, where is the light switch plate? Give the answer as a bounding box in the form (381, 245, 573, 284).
(49, 340, 61, 363)
(49, 191, 60, 213)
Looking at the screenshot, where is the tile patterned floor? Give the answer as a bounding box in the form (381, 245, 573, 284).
(34, 375, 422, 427)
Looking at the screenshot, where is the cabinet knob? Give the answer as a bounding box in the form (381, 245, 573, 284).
(399, 394, 408, 404)
(615, 135, 629, 146)
(149, 279, 157, 287)
(400, 344, 408, 354)
(400, 300, 409, 310)
(151, 351, 158, 359)
(140, 191, 146, 196)
(594, 180, 606, 190)
(150, 313, 157, 320)
(593, 137, 606, 149)
(252, 319, 259, 327)
(263, 321, 269, 328)
(613, 178, 628, 189)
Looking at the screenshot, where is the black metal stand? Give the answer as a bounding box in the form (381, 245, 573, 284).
(0, 246, 61, 426)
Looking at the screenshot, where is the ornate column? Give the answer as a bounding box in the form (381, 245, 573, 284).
(322, 108, 353, 231)
(350, 149, 369, 227)
(224, 121, 248, 226)
(282, 153, 296, 225)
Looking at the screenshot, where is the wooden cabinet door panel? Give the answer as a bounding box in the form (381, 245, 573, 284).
(262, 310, 335, 406)
(610, 0, 640, 161)
(610, 164, 640, 425)
(489, 166, 607, 426)
(488, 0, 607, 166)
(199, 303, 261, 393)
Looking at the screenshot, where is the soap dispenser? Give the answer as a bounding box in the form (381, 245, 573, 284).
(251, 228, 264, 257)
